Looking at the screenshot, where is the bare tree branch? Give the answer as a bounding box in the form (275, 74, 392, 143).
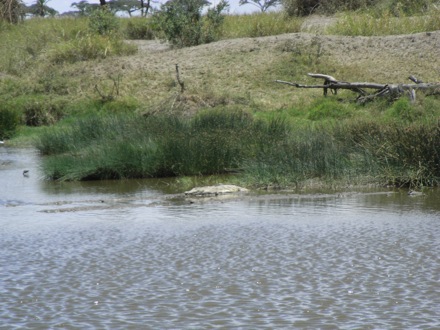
(275, 73, 440, 104)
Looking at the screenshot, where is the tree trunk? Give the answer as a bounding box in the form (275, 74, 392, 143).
(99, 0, 106, 6)
(0, 0, 21, 23)
(275, 73, 440, 104)
(140, 0, 151, 17)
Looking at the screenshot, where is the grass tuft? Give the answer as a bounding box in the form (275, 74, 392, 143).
(329, 8, 440, 36)
(221, 12, 303, 39)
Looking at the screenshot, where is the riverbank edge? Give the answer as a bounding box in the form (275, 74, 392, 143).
(37, 186, 427, 214)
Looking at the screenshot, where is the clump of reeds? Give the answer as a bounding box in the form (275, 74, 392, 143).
(328, 7, 440, 36)
(221, 12, 303, 39)
(243, 125, 354, 187)
(36, 110, 275, 181)
(46, 32, 137, 64)
(36, 105, 440, 188)
(335, 119, 440, 187)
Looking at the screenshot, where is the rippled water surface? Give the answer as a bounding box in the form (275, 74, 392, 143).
(1, 148, 439, 329)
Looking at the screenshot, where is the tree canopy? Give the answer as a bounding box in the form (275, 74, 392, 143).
(71, 0, 155, 17)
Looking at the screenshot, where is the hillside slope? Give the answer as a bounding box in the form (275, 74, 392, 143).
(79, 29, 440, 113)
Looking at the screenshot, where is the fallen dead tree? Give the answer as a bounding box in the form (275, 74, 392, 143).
(275, 73, 440, 104)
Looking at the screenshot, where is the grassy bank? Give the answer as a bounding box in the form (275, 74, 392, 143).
(35, 107, 440, 188)
(2, 7, 440, 188)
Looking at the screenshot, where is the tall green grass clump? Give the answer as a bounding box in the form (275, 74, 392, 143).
(123, 17, 155, 39)
(306, 98, 354, 121)
(244, 125, 354, 187)
(36, 110, 269, 181)
(46, 32, 137, 64)
(336, 119, 440, 187)
(0, 107, 21, 140)
(47, 9, 136, 64)
(329, 6, 440, 36)
(221, 12, 303, 39)
(35, 100, 440, 188)
(0, 15, 136, 73)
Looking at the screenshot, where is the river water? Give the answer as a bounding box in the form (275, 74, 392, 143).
(1, 148, 439, 329)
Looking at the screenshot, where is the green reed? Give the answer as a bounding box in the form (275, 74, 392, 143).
(37, 110, 274, 181)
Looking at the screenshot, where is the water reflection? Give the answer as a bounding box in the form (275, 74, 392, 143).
(1, 147, 440, 329)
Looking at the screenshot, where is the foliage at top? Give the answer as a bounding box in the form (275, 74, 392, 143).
(71, 0, 154, 17)
(238, 0, 281, 12)
(26, 0, 57, 17)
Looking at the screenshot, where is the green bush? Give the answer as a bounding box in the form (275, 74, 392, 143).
(125, 18, 155, 39)
(88, 7, 120, 36)
(153, 0, 228, 47)
(0, 107, 21, 140)
(0, 95, 67, 127)
(46, 32, 137, 64)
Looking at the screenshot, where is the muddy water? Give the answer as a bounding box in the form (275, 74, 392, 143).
(1, 148, 439, 329)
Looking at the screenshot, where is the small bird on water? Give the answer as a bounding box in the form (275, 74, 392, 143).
(23, 170, 29, 177)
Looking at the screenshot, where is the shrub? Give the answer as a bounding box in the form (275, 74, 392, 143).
(88, 7, 120, 36)
(46, 32, 137, 64)
(0, 107, 21, 139)
(153, 0, 228, 47)
(125, 18, 155, 39)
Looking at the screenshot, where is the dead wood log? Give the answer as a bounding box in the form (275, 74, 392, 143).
(275, 73, 440, 104)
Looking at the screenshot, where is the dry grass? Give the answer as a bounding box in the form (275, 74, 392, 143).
(1, 13, 440, 118)
(78, 29, 440, 114)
